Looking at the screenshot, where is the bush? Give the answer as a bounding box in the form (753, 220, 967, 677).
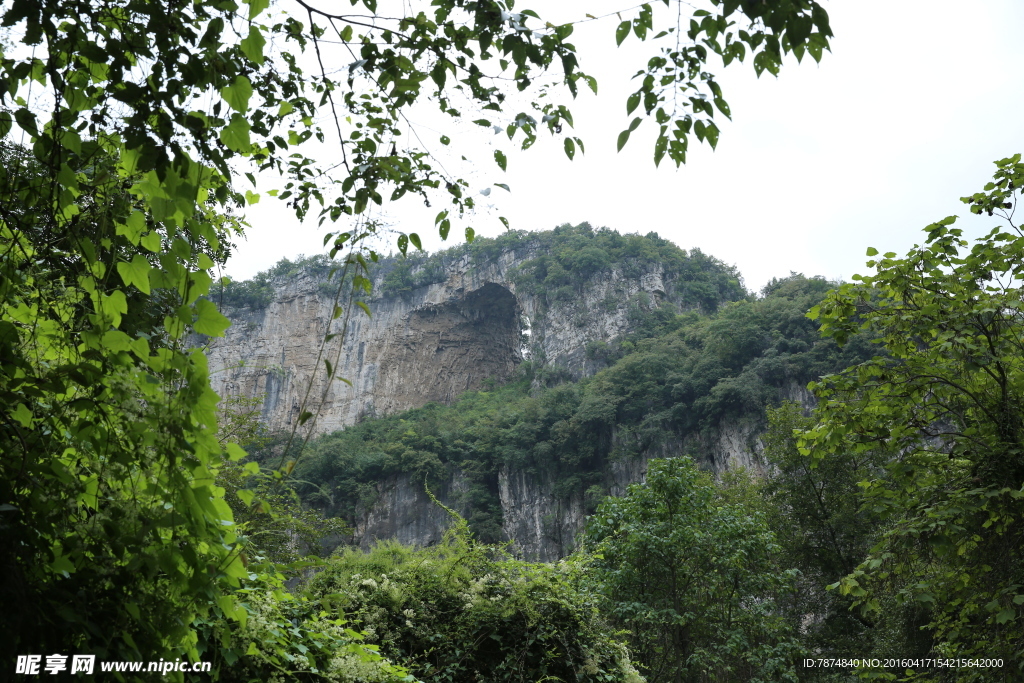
(303, 518, 644, 683)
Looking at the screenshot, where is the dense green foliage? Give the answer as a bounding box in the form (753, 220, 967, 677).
(279, 272, 875, 548)
(303, 517, 644, 683)
(581, 457, 801, 683)
(0, 133, 251, 665)
(0, 140, 406, 679)
(801, 155, 1024, 679)
(194, 572, 415, 683)
(0, 0, 836, 673)
(216, 396, 350, 567)
(33, 0, 1024, 678)
(223, 223, 746, 318)
(762, 403, 892, 679)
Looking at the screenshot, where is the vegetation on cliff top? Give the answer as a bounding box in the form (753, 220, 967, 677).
(215, 222, 746, 314)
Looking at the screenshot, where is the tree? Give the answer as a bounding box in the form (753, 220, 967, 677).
(581, 457, 801, 683)
(803, 155, 1024, 680)
(215, 396, 350, 567)
(0, 138, 249, 664)
(762, 402, 888, 678)
(0, 0, 832, 672)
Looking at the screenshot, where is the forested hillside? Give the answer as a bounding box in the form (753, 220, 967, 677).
(250, 270, 875, 549)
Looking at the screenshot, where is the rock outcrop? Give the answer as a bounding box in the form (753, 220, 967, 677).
(207, 243, 678, 436)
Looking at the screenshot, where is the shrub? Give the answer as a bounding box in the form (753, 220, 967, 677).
(303, 518, 644, 683)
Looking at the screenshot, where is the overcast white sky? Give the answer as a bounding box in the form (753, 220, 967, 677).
(225, 0, 1024, 293)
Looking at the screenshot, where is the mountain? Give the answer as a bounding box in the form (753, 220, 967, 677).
(209, 224, 873, 560)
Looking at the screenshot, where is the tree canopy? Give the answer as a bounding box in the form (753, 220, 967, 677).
(803, 154, 1024, 678)
(581, 457, 801, 683)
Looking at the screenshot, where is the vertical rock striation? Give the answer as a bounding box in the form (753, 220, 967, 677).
(206, 242, 681, 436)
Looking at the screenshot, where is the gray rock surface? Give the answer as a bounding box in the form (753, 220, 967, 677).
(206, 243, 677, 435)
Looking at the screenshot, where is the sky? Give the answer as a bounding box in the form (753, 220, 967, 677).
(224, 0, 1024, 293)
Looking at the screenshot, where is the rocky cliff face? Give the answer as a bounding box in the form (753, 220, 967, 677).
(348, 394, 810, 563)
(207, 243, 678, 435)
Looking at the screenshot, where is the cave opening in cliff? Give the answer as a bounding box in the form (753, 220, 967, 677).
(376, 282, 524, 407)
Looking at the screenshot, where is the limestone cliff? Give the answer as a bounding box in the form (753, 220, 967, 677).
(207, 240, 682, 436)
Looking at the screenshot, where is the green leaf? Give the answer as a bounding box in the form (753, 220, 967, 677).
(714, 97, 731, 118)
(51, 553, 75, 576)
(705, 122, 719, 149)
(356, 301, 372, 318)
(140, 231, 161, 252)
(15, 108, 37, 136)
(220, 76, 253, 113)
(246, 0, 270, 20)
(116, 210, 146, 245)
(226, 443, 247, 461)
(102, 330, 132, 351)
(240, 26, 267, 64)
(237, 489, 255, 507)
(995, 608, 1015, 624)
(615, 20, 631, 46)
(80, 476, 99, 511)
(193, 298, 231, 337)
(616, 129, 631, 152)
(653, 135, 667, 167)
(494, 183, 510, 192)
(626, 92, 641, 115)
(494, 149, 507, 171)
(866, 247, 878, 256)
(116, 254, 152, 295)
(564, 137, 575, 160)
(220, 115, 252, 152)
(12, 403, 33, 428)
